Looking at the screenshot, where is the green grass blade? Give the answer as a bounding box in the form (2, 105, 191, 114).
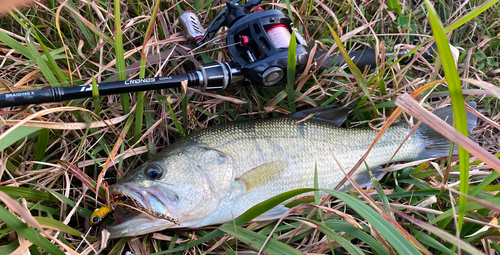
(322, 189, 423, 254)
(91, 75, 101, 114)
(470, 171, 500, 196)
(445, 0, 500, 32)
(34, 129, 50, 161)
(313, 164, 321, 218)
(219, 224, 302, 255)
(430, 196, 500, 223)
(108, 237, 130, 255)
(0, 204, 65, 255)
(67, 0, 96, 48)
(425, 0, 470, 232)
(369, 165, 395, 219)
(411, 229, 454, 254)
(296, 218, 365, 255)
(324, 23, 376, 110)
(134, 96, 145, 144)
(34, 217, 85, 237)
(0, 240, 19, 255)
(0, 30, 32, 58)
(393, 209, 483, 254)
(167, 99, 185, 137)
(0, 186, 59, 202)
(287, 30, 297, 112)
(32, 33, 68, 85)
(114, 0, 129, 114)
(326, 221, 390, 255)
(0, 126, 41, 152)
(285, 0, 294, 20)
(25, 30, 59, 86)
(134, 0, 161, 144)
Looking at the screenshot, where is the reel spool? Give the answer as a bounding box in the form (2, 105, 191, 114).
(266, 24, 292, 49)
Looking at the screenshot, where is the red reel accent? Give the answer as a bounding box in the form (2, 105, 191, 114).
(239, 35, 249, 47)
(193, 36, 202, 44)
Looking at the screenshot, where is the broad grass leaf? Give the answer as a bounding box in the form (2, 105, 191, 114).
(294, 218, 366, 255)
(326, 220, 389, 255)
(0, 126, 40, 152)
(431, 197, 500, 224)
(34, 217, 86, 237)
(0, 194, 66, 255)
(0, 186, 59, 202)
(219, 224, 302, 255)
(322, 189, 423, 254)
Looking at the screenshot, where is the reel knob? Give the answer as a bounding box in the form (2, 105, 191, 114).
(262, 67, 284, 86)
(179, 11, 205, 45)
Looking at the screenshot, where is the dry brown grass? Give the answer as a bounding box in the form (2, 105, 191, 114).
(0, 0, 499, 254)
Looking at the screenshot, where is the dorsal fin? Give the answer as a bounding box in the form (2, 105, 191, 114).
(289, 105, 353, 127)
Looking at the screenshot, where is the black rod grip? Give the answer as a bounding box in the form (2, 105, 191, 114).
(315, 43, 439, 73)
(0, 88, 68, 108)
(315, 49, 377, 73)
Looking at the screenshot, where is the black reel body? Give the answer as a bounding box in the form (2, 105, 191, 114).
(226, 9, 309, 87)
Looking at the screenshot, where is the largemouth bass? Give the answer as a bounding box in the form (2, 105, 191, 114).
(107, 105, 476, 238)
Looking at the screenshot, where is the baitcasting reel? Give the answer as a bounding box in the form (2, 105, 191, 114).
(180, 0, 310, 89)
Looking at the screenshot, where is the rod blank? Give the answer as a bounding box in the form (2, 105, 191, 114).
(0, 73, 199, 108)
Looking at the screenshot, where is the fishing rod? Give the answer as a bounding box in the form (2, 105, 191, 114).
(0, 0, 436, 108)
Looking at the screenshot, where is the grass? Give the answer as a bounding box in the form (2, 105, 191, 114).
(0, 0, 500, 254)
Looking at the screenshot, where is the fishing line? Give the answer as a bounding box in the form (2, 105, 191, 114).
(266, 24, 292, 49)
(75, 227, 92, 252)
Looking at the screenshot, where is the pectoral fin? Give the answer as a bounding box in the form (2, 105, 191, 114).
(237, 161, 288, 193)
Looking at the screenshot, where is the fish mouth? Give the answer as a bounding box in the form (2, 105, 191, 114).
(106, 183, 180, 238)
(110, 183, 173, 214)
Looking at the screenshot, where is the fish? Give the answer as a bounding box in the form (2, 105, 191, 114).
(106, 104, 477, 238)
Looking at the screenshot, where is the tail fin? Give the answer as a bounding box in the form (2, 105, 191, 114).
(414, 102, 477, 160)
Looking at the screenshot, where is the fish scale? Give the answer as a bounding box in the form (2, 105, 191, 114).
(192, 117, 418, 179)
(107, 105, 477, 238)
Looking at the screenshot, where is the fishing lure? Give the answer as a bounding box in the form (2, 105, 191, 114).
(90, 205, 114, 226)
(88, 192, 125, 226)
(77, 189, 181, 252)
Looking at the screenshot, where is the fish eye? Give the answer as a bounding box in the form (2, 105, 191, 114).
(145, 165, 163, 180)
